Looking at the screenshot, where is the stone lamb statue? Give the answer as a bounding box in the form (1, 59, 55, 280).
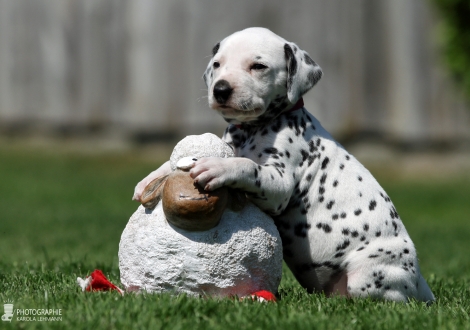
(119, 133, 283, 299)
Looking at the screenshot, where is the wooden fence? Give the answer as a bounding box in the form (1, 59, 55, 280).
(0, 0, 468, 145)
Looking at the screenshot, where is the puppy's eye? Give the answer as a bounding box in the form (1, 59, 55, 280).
(213, 61, 220, 69)
(250, 63, 268, 71)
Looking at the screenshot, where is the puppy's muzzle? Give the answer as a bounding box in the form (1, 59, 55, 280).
(213, 80, 233, 105)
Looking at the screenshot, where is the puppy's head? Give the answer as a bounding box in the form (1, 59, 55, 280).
(203, 27, 322, 124)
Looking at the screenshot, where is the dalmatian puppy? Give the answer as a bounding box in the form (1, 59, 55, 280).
(133, 27, 435, 303)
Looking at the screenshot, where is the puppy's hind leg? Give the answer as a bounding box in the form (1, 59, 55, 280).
(346, 264, 415, 302)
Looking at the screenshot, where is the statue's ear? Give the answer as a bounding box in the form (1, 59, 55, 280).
(202, 42, 220, 88)
(141, 174, 169, 210)
(284, 43, 322, 103)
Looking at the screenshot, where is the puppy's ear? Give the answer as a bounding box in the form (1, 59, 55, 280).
(284, 43, 322, 103)
(202, 42, 220, 88)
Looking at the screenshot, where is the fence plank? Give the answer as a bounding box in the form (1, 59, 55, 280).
(0, 0, 468, 143)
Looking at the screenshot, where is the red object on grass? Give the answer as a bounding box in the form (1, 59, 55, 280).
(77, 270, 276, 301)
(77, 269, 124, 295)
(250, 290, 277, 302)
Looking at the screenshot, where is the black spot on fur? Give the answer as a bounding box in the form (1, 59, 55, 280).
(298, 188, 309, 199)
(307, 154, 316, 167)
(363, 224, 369, 231)
(354, 209, 362, 216)
(320, 173, 327, 185)
(380, 192, 392, 203)
(284, 44, 297, 95)
(390, 207, 399, 219)
(299, 149, 309, 166)
(264, 147, 278, 154)
(333, 180, 338, 187)
(332, 213, 339, 220)
(316, 223, 332, 233)
(336, 240, 350, 251)
(321, 157, 330, 170)
(304, 53, 317, 66)
(358, 176, 363, 182)
(308, 140, 316, 153)
(339, 164, 344, 170)
(340, 212, 347, 219)
(212, 43, 220, 56)
(369, 200, 377, 211)
(326, 200, 335, 210)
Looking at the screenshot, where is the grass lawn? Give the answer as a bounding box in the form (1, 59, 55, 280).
(0, 144, 469, 329)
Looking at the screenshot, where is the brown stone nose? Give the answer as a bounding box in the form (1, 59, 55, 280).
(213, 80, 233, 104)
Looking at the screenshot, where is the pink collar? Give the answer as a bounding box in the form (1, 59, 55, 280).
(234, 98, 304, 129)
(286, 97, 305, 113)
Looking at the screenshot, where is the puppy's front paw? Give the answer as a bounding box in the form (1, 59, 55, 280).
(132, 180, 148, 202)
(189, 157, 233, 191)
(132, 161, 172, 202)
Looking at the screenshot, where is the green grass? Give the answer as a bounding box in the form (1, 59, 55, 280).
(0, 144, 469, 329)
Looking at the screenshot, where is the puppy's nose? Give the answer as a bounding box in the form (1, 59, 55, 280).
(213, 80, 233, 104)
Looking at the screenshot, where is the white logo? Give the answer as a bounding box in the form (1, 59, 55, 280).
(2, 303, 14, 322)
(1, 300, 63, 322)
